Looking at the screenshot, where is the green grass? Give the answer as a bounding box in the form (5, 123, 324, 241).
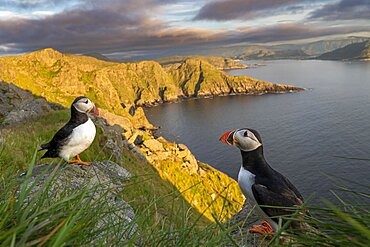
(0, 155, 136, 246)
(1, 110, 370, 246)
(0, 110, 241, 246)
(278, 179, 370, 246)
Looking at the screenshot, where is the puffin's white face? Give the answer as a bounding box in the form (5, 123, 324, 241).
(220, 128, 262, 152)
(73, 97, 99, 115)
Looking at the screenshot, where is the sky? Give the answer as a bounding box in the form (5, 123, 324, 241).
(0, 0, 369, 57)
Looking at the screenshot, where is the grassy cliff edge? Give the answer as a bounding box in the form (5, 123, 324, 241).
(0, 48, 303, 222)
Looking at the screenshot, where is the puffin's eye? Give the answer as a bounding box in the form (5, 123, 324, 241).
(84, 100, 88, 104)
(243, 131, 249, 137)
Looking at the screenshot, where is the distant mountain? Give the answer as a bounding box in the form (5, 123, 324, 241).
(206, 37, 369, 60)
(274, 37, 370, 56)
(317, 41, 370, 60)
(156, 56, 247, 69)
(235, 47, 309, 60)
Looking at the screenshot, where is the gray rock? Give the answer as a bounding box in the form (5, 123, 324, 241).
(133, 135, 143, 146)
(227, 202, 262, 246)
(21, 161, 138, 244)
(0, 81, 63, 126)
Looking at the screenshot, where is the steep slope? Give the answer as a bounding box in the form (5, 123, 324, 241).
(0, 48, 301, 122)
(165, 59, 298, 97)
(299, 37, 369, 56)
(0, 48, 302, 222)
(317, 41, 370, 60)
(156, 55, 247, 69)
(0, 93, 219, 245)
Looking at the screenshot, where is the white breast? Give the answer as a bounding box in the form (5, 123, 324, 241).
(59, 118, 96, 161)
(238, 165, 278, 231)
(238, 166, 256, 201)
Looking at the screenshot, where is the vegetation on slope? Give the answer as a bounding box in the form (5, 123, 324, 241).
(0, 48, 301, 223)
(156, 55, 247, 69)
(1, 107, 369, 246)
(0, 48, 301, 115)
(0, 110, 241, 245)
(165, 59, 296, 97)
(1, 49, 369, 246)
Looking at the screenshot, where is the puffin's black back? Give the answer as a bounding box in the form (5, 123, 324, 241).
(239, 134, 305, 224)
(40, 97, 89, 158)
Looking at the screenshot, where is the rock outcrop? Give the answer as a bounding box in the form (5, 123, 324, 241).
(0, 81, 63, 125)
(21, 161, 137, 243)
(139, 136, 244, 221)
(157, 56, 248, 70)
(165, 59, 300, 97)
(0, 48, 302, 128)
(0, 49, 303, 223)
(227, 202, 262, 246)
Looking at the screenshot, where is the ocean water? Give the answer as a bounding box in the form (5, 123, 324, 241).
(145, 60, 370, 200)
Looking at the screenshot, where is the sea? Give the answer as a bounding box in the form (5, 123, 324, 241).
(145, 60, 370, 202)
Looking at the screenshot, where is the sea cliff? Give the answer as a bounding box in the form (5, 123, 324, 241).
(0, 48, 303, 221)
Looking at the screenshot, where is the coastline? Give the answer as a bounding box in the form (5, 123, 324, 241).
(0, 49, 304, 222)
(138, 86, 304, 108)
(124, 87, 304, 221)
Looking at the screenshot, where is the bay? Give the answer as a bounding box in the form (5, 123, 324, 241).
(145, 60, 370, 200)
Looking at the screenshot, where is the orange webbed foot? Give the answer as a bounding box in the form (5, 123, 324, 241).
(68, 154, 92, 166)
(249, 220, 274, 238)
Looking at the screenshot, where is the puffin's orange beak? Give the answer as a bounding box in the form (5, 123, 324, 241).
(91, 105, 99, 116)
(219, 130, 236, 146)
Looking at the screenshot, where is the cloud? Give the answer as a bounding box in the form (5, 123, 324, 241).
(194, 0, 298, 21)
(2, 0, 70, 9)
(0, 0, 221, 54)
(228, 23, 370, 43)
(308, 0, 370, 20)
(0, 0, 368, 56)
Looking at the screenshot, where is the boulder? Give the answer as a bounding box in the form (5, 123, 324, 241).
(177, 143, 188, 151)
(176, 150, 189, 159)
(227, 202, 261, 246)
(21, 161, 138, 243)
(99, 108, 133, 138)
(0, 81, 63, 126)
(143, 139, 164, 152)
(134, 135, 144, 145)
(185, 152, 198, 168)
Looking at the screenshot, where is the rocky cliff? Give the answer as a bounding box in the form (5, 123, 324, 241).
(0, 48, 303, 222)
(157, 55, 248, 70)
(165, 59, 298, 97)
(0, 48, 301, 115)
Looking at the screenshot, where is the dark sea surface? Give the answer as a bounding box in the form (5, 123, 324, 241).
(145, 60, 370, 201)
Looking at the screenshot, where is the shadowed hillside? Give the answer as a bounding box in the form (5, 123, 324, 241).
(317, 41, 370, 60)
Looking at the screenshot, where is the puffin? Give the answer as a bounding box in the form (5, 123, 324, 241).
(220, 128, 305, 237)
(39, 96, 99, 166)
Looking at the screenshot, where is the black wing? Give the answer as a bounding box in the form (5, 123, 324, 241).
(281, 176, 304, 202)
(40, 122, 77, 158)
(252, 184, 304, 223)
